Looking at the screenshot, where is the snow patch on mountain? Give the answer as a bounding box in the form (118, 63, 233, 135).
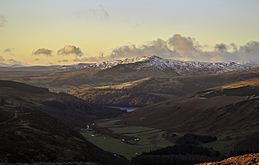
(98, 56, 254, 74)
(98, 56, 149, 69)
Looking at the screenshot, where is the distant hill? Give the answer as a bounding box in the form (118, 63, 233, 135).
(99, 56, 252, 74)
(0, 56, 256, 91)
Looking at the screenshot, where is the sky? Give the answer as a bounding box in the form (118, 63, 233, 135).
(0, 0, 259, 65)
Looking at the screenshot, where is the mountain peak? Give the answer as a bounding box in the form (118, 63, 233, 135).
(98, 55, 253, 74)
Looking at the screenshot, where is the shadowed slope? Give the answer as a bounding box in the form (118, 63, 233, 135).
(0, 80, 127, 164)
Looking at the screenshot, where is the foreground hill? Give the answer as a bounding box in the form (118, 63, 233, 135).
(197, 153, 259, 165)
(0, 81, 123, 128)
(0, 80, 127, 164)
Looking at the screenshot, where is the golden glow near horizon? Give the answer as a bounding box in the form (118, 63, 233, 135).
(0, 0, 259, 65)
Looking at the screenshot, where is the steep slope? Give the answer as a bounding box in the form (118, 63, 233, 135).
(0, 80, 127, 164)
(0, 105, 125, 164)
(0, 80, 124, 128)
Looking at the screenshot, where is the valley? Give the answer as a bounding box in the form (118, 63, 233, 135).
(81, 120, 172, 159)
(1, 56, 259, 164)
(2, 1, 259, 164)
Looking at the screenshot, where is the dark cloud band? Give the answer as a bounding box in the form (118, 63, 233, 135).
(33, 48, 53, 56)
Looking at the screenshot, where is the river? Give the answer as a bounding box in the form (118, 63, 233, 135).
(108, 106, 141, 112)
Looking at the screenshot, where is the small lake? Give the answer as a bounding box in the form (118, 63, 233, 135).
(108, 106, 141, 112)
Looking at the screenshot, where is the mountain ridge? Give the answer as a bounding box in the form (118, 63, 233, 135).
(1, 56, 255, 74)
(98, 56, 254, 74)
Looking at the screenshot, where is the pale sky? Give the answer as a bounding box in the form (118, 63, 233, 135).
(0, 0, 259, 65)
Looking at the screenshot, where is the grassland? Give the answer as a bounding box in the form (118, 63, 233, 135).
(81, 120, 172, 159)
(221, 78, 259, 89)
(95, 77, 152, 90)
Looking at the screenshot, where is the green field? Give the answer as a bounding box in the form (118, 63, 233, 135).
(81, 120, 172, 159)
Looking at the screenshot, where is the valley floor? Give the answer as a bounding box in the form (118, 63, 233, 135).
(81, 120, 172, 159)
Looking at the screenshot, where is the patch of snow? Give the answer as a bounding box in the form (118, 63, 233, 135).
(98, 55, 255, 74)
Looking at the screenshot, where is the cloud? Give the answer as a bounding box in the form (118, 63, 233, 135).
(107, 34, 259, 64)
(111, 39, 173, 59)
(0, 15, 7, 27)
(33, 48, 53, 56)
(7, 59, 22, 65)
(110, 34, 201, 60)
(76, 5, 110, 21)
(89, 5, 109, 20)
(3, 48, 14, 55)
(238, 41, 259, 64)
(214, 43, 228, 53)
(167, 34, 200, 53)
(230, 43, 238, 52)
(58, 45, 83, 56)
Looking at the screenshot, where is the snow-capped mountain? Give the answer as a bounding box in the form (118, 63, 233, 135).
(98, 56, 253, 74)
(0, 56, 255, 74)
(98, 56, 149, 70)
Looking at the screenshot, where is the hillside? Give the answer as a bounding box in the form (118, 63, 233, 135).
(0, 80, 127, 164)
(0, 80, 124, 128)
(70, 69, 259, 106)
(70, 77, 167, 106)
(118, 77, 259, 155)
(197, 153, 259, 165)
